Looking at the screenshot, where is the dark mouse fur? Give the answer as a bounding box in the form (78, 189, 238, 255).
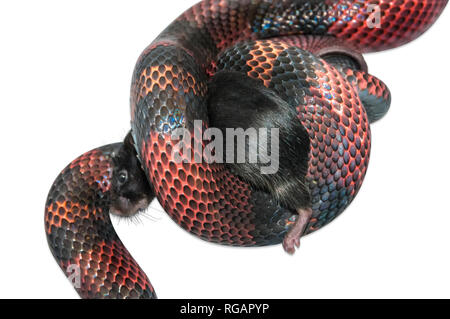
(110, 132, 155, 216)
(207, 71, 311, 211)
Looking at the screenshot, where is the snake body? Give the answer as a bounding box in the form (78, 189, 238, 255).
(45, 0, 448, 298)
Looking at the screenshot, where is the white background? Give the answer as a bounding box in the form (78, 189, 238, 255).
(0, 0, 449, 299)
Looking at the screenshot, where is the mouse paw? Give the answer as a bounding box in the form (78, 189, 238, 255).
(282, 207, 313, 255)
(283, 234, 301, 255)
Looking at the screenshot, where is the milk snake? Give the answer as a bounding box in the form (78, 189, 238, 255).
(45, 0, 448, 299)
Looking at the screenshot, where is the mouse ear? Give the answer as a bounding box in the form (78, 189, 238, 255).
(123, 131, 135, 148)
(110, 132, 135, 167)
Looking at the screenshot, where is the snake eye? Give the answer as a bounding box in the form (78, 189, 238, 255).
(118, 170, 128, 185)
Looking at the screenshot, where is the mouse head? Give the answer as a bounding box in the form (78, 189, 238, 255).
(110, 132, 154, 217)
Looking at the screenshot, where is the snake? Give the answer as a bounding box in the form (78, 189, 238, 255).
(44, 0, 448, 299)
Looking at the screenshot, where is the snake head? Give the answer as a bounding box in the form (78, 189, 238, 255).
(110, 132, 154, 217)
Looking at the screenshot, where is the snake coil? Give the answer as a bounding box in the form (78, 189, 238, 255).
(45, 0, 448, 298)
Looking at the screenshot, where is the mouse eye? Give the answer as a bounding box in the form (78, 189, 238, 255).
(118, 170, 128, 185)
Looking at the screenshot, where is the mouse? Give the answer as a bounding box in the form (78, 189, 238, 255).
(110, 132, 155, 217)
(207, 71, 313, 253)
